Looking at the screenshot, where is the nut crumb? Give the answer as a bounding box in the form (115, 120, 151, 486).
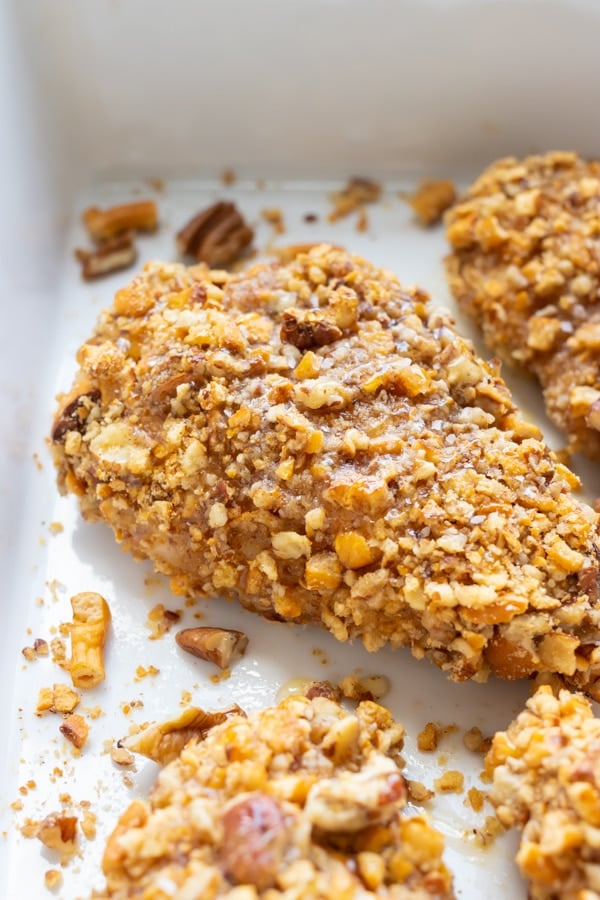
(329, 176, 381, 222)
(471, 814, 503, 848)
(261, 207, 285, 234)
(466, 786, 486, 812)
(110, 745, 136, 768)
(417, 722, 441, 752)
(36, 684, 80, 716)
(44, 869, 62, 891)
(407, 779, 434, 803)
(463, 726, 492, 754)
(338, 673, 390, 703)
(434, 770, 464, 793)
(146, 603, 181, 639)
(134, 665, 160, 681)
(80, 810, 97, 840)
(220, 168, 236, 186)
(404, 179, 456, 226)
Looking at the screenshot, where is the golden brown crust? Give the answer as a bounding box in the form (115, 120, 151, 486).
(92, 697, 453, 899)
(51, 245, 600, 693)
(445, 150, 600, 458)
(486, 686, 600, 899)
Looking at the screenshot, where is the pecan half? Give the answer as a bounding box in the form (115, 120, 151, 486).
(52, 388, 100, 442)
(281, 311, 343, 350)
(222, 793, 291, 890)
(176, 202, 253, 267)
(75, 232, 137, 280)
(82, 201, 158, 242)
(175, 626, 248, 668)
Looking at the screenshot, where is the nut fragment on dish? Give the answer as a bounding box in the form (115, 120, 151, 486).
(328, 176, 381, 221)
(446, 150, 600, 458)
(486, 686, 600, 898)
(176, 201, 253, 266)
(404, 179, 456, 226)
(75, 233, 137, 281)
(121, 704, 246, 765)
(51, 245, 600, 695)
(175, 626, 248, 669)
(92, 696, 454, 898)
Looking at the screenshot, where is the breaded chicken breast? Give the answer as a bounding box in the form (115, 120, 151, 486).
(51, 245, 600, 693)
(93, 696, 453, 899)
(446, 150, 600, 458)
(487, 686, 600, 899)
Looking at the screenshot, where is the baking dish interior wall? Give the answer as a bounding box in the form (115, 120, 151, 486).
(12, 0, 600, 182)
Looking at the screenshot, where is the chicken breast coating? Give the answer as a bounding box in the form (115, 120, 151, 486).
(487, 686, 600, 899)
(93, 696, 454, 899)
(51, 245, 600, 693)
(446, 150, 600, 458)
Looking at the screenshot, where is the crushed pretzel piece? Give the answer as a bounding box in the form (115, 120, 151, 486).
(82, 201, 158, 243)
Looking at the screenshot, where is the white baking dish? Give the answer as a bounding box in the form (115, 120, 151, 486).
(4, 1, 600, 897)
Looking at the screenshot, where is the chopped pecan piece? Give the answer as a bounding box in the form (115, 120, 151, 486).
(281, 311, 343, 350)
(121, 704, 245, 765)
(51, 386, 100, 442)
(175, 626, 248, 669)
(75, 232, 137, 281)
(222, 794, 291, 890)
(176, 202, 253, 267)
(59, 713, 89, 750)
(82, 201, 158, 242)
(36, 813, 78, 858)
(304, 680, 341, 702)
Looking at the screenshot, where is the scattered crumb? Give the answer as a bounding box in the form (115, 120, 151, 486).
(81, 705, 104, 720)
(303, 212, 318, 223)
(44, 869, 62, 891)
(221, 168, 236, 186)
(356, 208, 369, 232)
(338, 672, 390, 702)
(417, 722, 440, 752)
(463, 726, 492, 754)
(22, 646, 36, 662)
(33, 452, 43, 471)
(36, 684, 80, 716)
(407, 779, 434, 803)
(50, 637, 67, 667)
(434, 770, 465, 793)
(471, 814, 503, 848)
(146, 177, 165, 193)
(209, 667, 231, 684)
(48, 522, 64, 535)
(466, 786, 486, 813)
(80, 810, 97, 841)
(21, 818, 39, 838)
(417, 721, 457, 752)
(110, 744, 136, 768)
(403, 179, 456, 226)
(134, 665, 160, 681)
(34, 638, 49, 657)
(10, 799, 23, 811)
(145, 603, 181, 639)
(328, 176, 381, 222)
(261, 207, 285, 234)
(180, 690, 193, 705)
